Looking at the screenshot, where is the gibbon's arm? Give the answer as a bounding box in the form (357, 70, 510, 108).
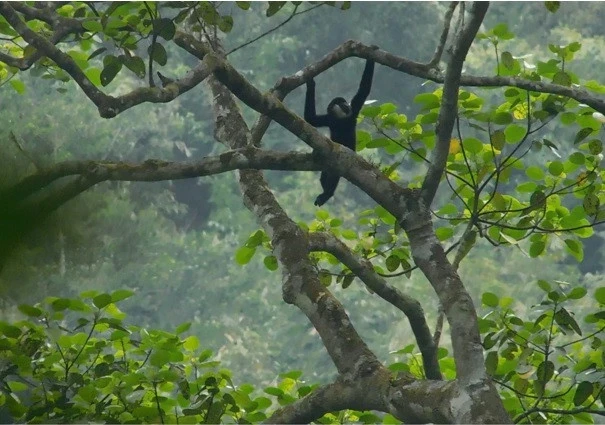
(305, 79, 330, 127)
(350, 59, 375, 117)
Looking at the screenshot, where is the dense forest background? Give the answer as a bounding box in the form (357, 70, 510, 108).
(1, 0, 604, 391)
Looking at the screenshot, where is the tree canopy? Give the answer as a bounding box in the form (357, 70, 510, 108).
(0, 1, 604, 424)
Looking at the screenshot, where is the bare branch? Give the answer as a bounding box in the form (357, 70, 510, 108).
(227, 3, 324, 56)
(421, 2, 489, 206)
(428, 2, 459, 68)
(308, 232, 442, 380)
(1, 149, 320, 204)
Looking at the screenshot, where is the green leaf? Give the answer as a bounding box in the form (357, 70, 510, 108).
(536, 360, 555, 384)
(183, 335, 199, 351)
(554, 307, 582, 335)
(501, 51, 515, 70)
(548, 161, 564, 176)
(218, 15, 233, 33)
(493, 111, 513, 125)
(537, 279, 551, 292)
(482, 292, 499, 307)
(93, 293, 112, 309)
(51, 298, 70, 311)
(87, 47, 107, 61)
(0, 322, 21, 338)
(573, 381, 593, 406)
(545, 1, 560, 13)
(264, 387, 284, 396)
(504, 124, 526, 143)
(485, 351, 498, 375)
(175, 322, 191, 334)
(385, 255, 399, 272)
(82, 19, 103, 32)
(361, 105, 381, 118)
(568, 287, 587, 300)
(342, 273, 354, 289)
(435, 226, 453, 241)
(123, 55, 145, 78)
(564, 238, 583, 262)
(235, 246, 255, 265)
(574, 127, 594, 145)
(150, 349, 171, 367)
(10, 79, 25, 94)
(413, 93, 440, 110)
(318, 269, 331, 287)
(153, 18, 176, 40)
(595, 287, 605, 304)
(552, 71, 571, 86)
(17, 304, 42, 317)
(148, 42, 167, 66)
(462, 137, 483, 154)
(266, 2, 286, 17)
(111, 289, 134, 303)
(525, 166, 544, 180)
(263, 255, 278, 271)
(236, 1, 251, 10)
(529, 240, 546, 257)
(491, 130, 505, 150)
(583, 193, 600, 216)
(100, 55, 122, 86)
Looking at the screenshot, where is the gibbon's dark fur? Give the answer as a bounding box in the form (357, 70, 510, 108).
(304, 59, 375, 206)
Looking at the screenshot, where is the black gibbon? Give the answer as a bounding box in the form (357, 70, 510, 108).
(304, 59, 375, 206)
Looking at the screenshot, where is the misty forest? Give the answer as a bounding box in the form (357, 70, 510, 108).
(0, 1, 605, 423)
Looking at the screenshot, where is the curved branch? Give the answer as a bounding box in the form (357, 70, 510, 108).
(0, 4, 213, 118)
(308, 232, 442, 380)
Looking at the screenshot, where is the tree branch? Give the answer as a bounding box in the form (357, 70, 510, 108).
(428, 2, 459, 68)
(308, 232, 442, 380)
(1, 149, 320, 204)
(421, 2, 489, 206)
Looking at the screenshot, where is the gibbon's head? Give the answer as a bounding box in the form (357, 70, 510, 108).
(327, 97, 352, 119)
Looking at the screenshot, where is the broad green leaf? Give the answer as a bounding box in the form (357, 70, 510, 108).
(10, 79, 25, 94)
(525, 166, 544, 180)
(504, 124, 526, 143)
(263, 255, 278, 271)
(435, 226, 454, 241)
(568, 287, 587, 300)
(529, 240, 546, 257)
(235, 246, 255, 265)
(148, 42, 167, 66)
(564, 238, 583, 262)
(111, 289, 134, 302)
(595, 287, 605, 304)
(385, 255, 400, 272)
(545, 1, 560, 12)
(573, 381, 593, 406)
(482, 292, 499, 307)
(548, 161, 564, 176)
(462, 137, 483, 154)
(93, 293, 112, 309)
(17, 304, 42, 317)
(555, 307, 582, 335)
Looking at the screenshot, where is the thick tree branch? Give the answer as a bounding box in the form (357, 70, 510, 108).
(308, 232, 442, 380)
(204, 60, 385, 386)
(1, 149, 320, 204)
(421, 2, 488, 206)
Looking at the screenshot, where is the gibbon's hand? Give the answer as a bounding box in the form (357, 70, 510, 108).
(307, 78, 316, 88)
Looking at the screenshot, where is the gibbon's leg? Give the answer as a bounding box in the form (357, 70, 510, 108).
(315, 171, 339, 207)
